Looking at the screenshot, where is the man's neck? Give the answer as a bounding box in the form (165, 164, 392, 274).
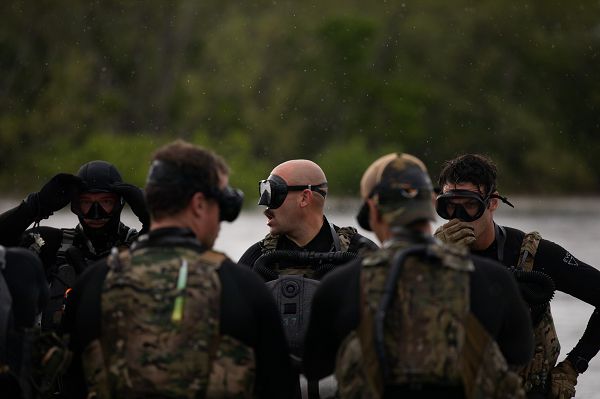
(286, 214, 325, 247)
(471, 221, 496, 251)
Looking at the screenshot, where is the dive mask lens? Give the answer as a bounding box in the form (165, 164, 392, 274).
(435, 190, 487, 222)
(258, 180, 272, 206)
(257, 175, 288, 209)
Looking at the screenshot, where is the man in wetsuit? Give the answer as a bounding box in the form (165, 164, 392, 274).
(62, 140, 298, 398)
(303, 153, 534, 398)
(434, 153, 600, 398)
(0, 160, 149, 332)
(239, 159, 377, 278)
(0, 246, 49, 398)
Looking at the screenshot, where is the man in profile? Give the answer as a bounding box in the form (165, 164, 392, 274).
(303, 153, 533, 398)
(240, 159, 377, 277)
(62, 140, 298, 398)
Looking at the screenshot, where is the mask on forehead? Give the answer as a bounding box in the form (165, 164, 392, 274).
(258, 174, 327, 209)
(436, 188, 514, 222)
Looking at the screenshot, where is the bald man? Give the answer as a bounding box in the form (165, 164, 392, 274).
(239, 159, 377, 277)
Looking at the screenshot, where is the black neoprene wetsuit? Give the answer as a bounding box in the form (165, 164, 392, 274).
(472, 225, 600, 370)
(0, 200, 137, 272)
(302, 247, 534, 397)
(61, 228, 299, 399)
(0, 247, 48, 397)
(238, 216, 378, 268)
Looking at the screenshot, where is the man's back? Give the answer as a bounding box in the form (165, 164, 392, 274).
(63, 228, 297, 398)
(303, 239, 533, 397)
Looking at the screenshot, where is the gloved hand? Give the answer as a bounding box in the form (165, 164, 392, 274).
(26, 173, 84, 220)
(549, 359, 578, 399)
(433, 218, 476, 247)
(110, 183, 150, 233)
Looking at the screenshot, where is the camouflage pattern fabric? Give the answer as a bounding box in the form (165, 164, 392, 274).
(336, 240, 524, 399)
(516, 232, 561, 394)
(206, 335, 256, 399)
(82, 246, 256, 398)
(259, 226, 356, 278)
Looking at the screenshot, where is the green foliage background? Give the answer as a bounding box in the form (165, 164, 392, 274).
(1, 1, 599, 198)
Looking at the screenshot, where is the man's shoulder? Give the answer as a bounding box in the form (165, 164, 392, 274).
(469, 253, 516, 287)
(219, 258, 271, 289)
(332, 224, 378, 252)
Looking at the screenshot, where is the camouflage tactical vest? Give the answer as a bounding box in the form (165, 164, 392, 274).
(516, 232, 561, 394)
(259, 225, 356, 279)
(82, 246, 256, 399)
(335, 241, 524, 399)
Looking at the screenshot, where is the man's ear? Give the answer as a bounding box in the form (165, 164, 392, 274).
(189, 192, 208, 217)
(489, 192, 499, 212)
(299, 189, 312, 208)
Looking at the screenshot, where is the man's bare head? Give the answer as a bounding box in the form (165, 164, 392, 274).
(272, 160, 327, 189)
(262, 159, 328, 242)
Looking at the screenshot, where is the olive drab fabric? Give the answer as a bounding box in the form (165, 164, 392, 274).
(259, 226, 356, 278)
(516, 232, 561, 394)
(335, 241, 525, 399)
(82, 246, 256, 399)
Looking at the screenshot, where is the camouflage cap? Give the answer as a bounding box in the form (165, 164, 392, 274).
(360, 153, 436, 226)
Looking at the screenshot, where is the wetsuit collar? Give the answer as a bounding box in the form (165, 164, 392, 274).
(133, 227, 204, 253)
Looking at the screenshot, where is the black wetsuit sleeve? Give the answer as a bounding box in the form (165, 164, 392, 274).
(303, 259, 361, 380)
(0, 201, 36, 246)
(533, 239, 600, 365)
(238, 242, 263, 268)
(61, 259, 108, 399)
(3, 248, 48, 328)
(218, 260, 298, 398)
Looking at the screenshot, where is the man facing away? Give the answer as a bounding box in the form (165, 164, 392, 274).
(61, 140, 298, 398)
(434, 153, 600, 398)
(303, 152, 534, 398)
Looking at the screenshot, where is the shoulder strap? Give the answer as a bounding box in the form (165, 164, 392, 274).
(333, 225, 358, 253)
(260, 233, 279, 253)
(518, 232, 542, 272)
(107, 246, 132, 273)
(0, 245, 11, 363)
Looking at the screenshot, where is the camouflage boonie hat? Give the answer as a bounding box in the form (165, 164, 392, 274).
(360, 153, 436, 226)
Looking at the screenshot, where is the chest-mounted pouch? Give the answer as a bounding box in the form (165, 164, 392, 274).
(266, 275, 320, 360)
(256, 250, 357, 361)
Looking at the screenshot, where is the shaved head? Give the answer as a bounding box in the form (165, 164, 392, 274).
(272, 159, 327, 187)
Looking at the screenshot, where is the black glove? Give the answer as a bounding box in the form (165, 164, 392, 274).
(26, 173, 84, 220)
(110, 183, 150, 233)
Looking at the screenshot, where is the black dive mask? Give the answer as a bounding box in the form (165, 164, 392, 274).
(147, 160, 244, 222)
(72, 198, 123, 220)
(258, 174, 327, 209)
(436, 189, 514, 222)
(211, 185, 244, 222)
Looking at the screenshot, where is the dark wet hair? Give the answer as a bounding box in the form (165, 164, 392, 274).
(145, 139, 229, 219)
(437, 154, 498, 194)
